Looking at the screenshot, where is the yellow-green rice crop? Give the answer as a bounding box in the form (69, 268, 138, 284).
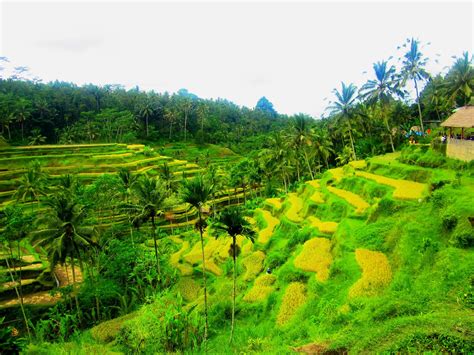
(355, 171, 428, 200)
(307, 179, 320, 188)
(310, 191, 325, 204)
(294, 237, 332, 281)
(242, 251, 266, 280)
(276, 282, 306, 326)
(328, 167, 344, 181)
(176, 278, 200, 302)
(243, 274, 276, 302)
(256, 209, 280, 244)
(285, 193, 303, 222)
(327, 186, 370, 214)
(349, 248, 392, 298)
(348, 160, 367, 169)
(307, 216, 338, 234)
(265, 197, 283, 211)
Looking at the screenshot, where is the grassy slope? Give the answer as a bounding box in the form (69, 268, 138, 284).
(24, 151, 474, 353)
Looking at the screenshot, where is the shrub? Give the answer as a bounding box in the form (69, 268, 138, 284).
(116, 297, 204, 353)
(451, 218, 474, 248)
(441, 212, 458, 232)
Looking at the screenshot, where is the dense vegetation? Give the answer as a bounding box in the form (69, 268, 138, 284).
(0, 40, 473, 353)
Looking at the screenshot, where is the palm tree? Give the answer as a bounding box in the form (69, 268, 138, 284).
(138, 101, 155, 137)
(180, 175, 214, 345)
(14, 99, 31, 142)
(117, 167, 138, 203)
(33, 193, 97, 316)
(28, 128, 47, 145)
(211, 207, 255, 343)
(359, 61, 404, 152)
(124, 175, 168, 275)
(286, 114, 313, 181)
(164, 107, 178, 140)
(14, 162, 48, 208)
(160, 162, 175, 195)
(444, 52, 474, 107)
(311, 128, 334, 170)
(33, 194, 96, 282)
(329, 82, 359, 160)
(400, 38, 430, 133)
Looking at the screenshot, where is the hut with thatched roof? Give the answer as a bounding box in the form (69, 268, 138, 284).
(441, 106, 474, 161)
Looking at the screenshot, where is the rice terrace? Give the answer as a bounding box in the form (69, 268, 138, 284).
(0, 1, 473, 354)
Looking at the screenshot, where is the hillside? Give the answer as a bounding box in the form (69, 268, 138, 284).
(22, 150, 473, 354)
(0, 143, 246, 310)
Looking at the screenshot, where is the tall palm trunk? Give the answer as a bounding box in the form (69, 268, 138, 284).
(145, 115, 149, 137)
(413, 78, 424, 133)
(347, 120, 357, 160)
(230, 235, 237, 343)
(5, 258, 31, 340)
(70, 252, 81, 320)
(383, 105, 395, 152)
(303, 150, 315, 179)
(198, 209, 209, 347)
(184, 112, 188, 142)
(151, 215, 161, 276)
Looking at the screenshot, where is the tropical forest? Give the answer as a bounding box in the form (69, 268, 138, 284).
(0, 3, 473, 354)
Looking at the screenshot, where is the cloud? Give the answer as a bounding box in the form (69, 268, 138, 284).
(35, 37, 103, 53)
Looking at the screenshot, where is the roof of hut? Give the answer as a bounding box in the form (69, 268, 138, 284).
(441, 106, 474, 128)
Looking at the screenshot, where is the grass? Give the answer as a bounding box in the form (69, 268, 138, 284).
(294, 237, 333, 281)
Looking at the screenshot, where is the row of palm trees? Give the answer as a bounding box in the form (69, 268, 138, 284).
(328, 40, 473, 161)
(3, 162, 257, 345)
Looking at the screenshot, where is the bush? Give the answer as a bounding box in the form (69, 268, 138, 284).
(441, 212, 458, 232)
(451, 218, 474, 248)
(116, 296, 204, 353)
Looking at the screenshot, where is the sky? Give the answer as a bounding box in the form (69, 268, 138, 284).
(0, 0, 472, 117)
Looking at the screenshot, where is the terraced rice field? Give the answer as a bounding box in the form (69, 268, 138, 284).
(285, 193, 304, 222)
(276, 282, 307, 326)
(294, 238, 333, 281)
(256, 209, 280, 244)
(243, 274, 276, 302)
(327, 186, 370, 214)
(355, 171, 428, 200)
(349, 249, 392, 298)
(307, 216, 338, 234)
(242, 251, 265, 280)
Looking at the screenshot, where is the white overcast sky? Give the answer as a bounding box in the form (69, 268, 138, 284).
(0, 0, 472, 117)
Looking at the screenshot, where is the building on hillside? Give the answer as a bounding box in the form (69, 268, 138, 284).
(441, 106, 474, 161)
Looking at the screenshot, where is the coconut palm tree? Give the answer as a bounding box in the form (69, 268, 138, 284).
(444, 52, 474, 107)
(211, 207, 255, 343)
(14, 162, 48, 208)
(329, 82, 359, 160)
(124, 175, 168, 275)
(117, 167, 138, 203)
(138, 100, 155, 137)
(27, 128, 46, 145)
(159, 162, 175, 195)
(180, 175, 214, 345)
(359, 61, 404, 152)
(33, 193, 96, 282)
(400, 38, 430, 133)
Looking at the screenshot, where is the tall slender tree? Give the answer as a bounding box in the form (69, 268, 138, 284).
(329, 82, 359, 160)
(211, 207, 255, 343)
(124, 175, 168, 275)
(360, 61, 404, 152)
(400, 38, 430, 133)
(444, 52, 474, 107)
(180, 175, 214, 346)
